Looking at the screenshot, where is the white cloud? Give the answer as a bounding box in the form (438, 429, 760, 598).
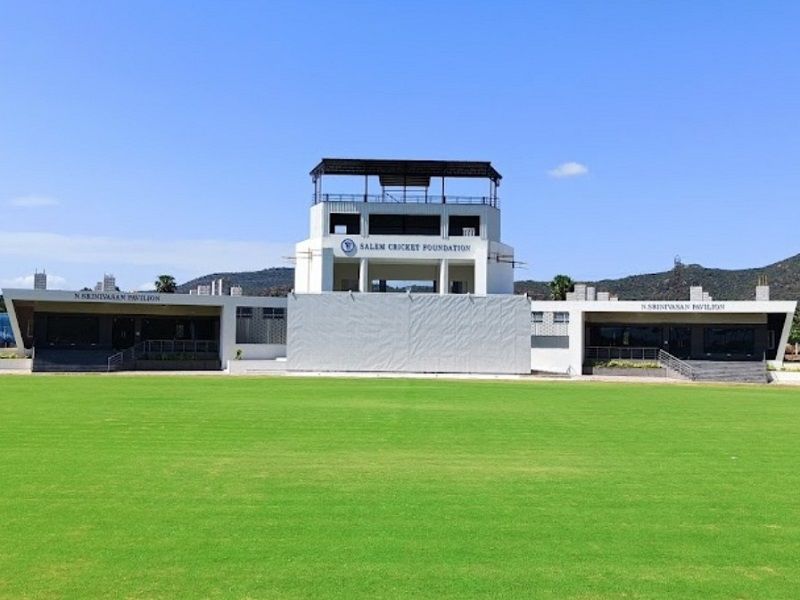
(548, 162, 588, 178)
(7, 195, 60, 208)
(1, 273, 68, 289)
(0, 232, 293, 275)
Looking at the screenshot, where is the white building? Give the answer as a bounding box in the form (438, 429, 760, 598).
(94, 274, 117, 292)
(1, 157, 796, 381)
(294, 159, 515, 296)
(529, 290, 796, 380)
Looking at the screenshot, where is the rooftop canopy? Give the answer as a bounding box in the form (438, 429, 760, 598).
(310, 158, 502, 186)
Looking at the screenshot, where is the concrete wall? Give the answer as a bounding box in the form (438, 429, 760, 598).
(227, 359, 287, 374)
(530, 348, 573, 375)
(0, 358, 32, 372)
(231, 344, 286, 360)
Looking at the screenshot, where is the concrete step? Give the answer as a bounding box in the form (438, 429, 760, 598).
(685, 360, 768, 384)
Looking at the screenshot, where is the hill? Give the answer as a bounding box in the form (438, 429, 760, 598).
(176, 253, 800, 302)
(177, 267, 294, 296)
(515, 253, 800, 301)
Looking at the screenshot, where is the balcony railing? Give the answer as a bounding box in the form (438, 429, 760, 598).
(313, 193, 499, 208)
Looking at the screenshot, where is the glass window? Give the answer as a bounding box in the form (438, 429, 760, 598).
(532, 312, 544, 323)
(554, 312, 570, 324)
(703, 327, 755, 355)
(236, 307, 253, 318)
(590, 325, 663, 348)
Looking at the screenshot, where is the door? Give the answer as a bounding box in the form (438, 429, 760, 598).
(112, 317, 136, 350)
(667, 327, 691, 360)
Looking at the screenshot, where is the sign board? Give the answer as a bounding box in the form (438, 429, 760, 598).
(73, 292, 162, 303)
(339, 238, 472, 257)
(639, 302, 727, 312)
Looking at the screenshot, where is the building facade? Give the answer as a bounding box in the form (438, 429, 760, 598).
(1, 157, 796, 379)
(294, 159, 515, 296)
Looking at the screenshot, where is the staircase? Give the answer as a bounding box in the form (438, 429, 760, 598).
(685, 360, 769, 384)
(32, 349, 112, 373)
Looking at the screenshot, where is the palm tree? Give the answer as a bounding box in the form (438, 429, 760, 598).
(549, 274, 574, 301)
(154, 275, 177, 293)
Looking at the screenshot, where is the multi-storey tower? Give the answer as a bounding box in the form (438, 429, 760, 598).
(294, 159, 516, 295)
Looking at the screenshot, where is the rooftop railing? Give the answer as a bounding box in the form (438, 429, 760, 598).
(313, 193, 499, 208)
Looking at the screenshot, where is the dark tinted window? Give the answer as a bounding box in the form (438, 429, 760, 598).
(449, 215, 480, 236)
(369, 214, 440, 235)
(329, 213, 360, 234)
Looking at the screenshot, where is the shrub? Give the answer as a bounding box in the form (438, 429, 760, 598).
(593, 360, 661, 369)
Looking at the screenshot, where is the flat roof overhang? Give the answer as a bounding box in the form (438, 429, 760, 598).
(530, 299, 798, 315)
(310, 158, 502, 184)
(1, 289, 287, 311)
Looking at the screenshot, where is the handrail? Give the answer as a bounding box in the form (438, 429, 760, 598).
(107, 341, 146, 372)
(314, 193, 499, 207)
(657, 349, 696, 381)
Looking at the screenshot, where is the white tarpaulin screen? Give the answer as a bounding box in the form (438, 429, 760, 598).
(287, 293, 531, 374)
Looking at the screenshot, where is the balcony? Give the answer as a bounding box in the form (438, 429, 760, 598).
(313, 193, 499, 208)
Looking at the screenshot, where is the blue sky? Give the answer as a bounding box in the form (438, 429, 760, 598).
(1, 0, 799, 291)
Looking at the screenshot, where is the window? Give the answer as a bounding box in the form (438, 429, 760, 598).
(703, 327, 755, 355)
(532, 312, 544, 323)
(449, 215, 480, 236)
(236, 306, 286, 344)
(369, 214, 440, 236)
(768, 330, 776, 350)
(589, 325, 662, 348)
(329, 213, 360, 235)
(554, 312, 570, 324)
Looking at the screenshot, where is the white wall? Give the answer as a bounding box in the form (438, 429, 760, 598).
(0, 358, 32, 372)
(486, 241, 515, 294)
(231, 344, 286, 360)
(530, 349, 574, 375)
(227, 360, 287, 375)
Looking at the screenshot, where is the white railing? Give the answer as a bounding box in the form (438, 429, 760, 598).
(107, 341, 146, 372)
(657, 349, 696, 381)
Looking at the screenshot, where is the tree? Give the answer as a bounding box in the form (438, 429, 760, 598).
(549, 274, 574, 301)
(154, 275, 177, 293)
(790, 309, 800, 344)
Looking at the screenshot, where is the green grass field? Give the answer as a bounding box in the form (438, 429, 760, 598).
(1, 376, 799, 599)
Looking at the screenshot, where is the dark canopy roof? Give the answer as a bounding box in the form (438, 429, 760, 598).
(310, 158, 502, 185)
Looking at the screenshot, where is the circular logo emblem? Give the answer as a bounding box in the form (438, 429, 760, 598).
(340, 238, 357, 255)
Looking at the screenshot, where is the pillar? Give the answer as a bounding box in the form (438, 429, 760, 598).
(358, 258, 369, 293)
(439, 259, 450, 295)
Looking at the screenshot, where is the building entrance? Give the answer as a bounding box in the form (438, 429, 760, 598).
(668, 327, 691, 359)
(112, 317, 136, 350)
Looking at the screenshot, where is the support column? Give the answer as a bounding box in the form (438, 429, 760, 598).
(474, 258, 487, 295)
(439, 259, 450, 295)
(358, 258, 369, 293)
